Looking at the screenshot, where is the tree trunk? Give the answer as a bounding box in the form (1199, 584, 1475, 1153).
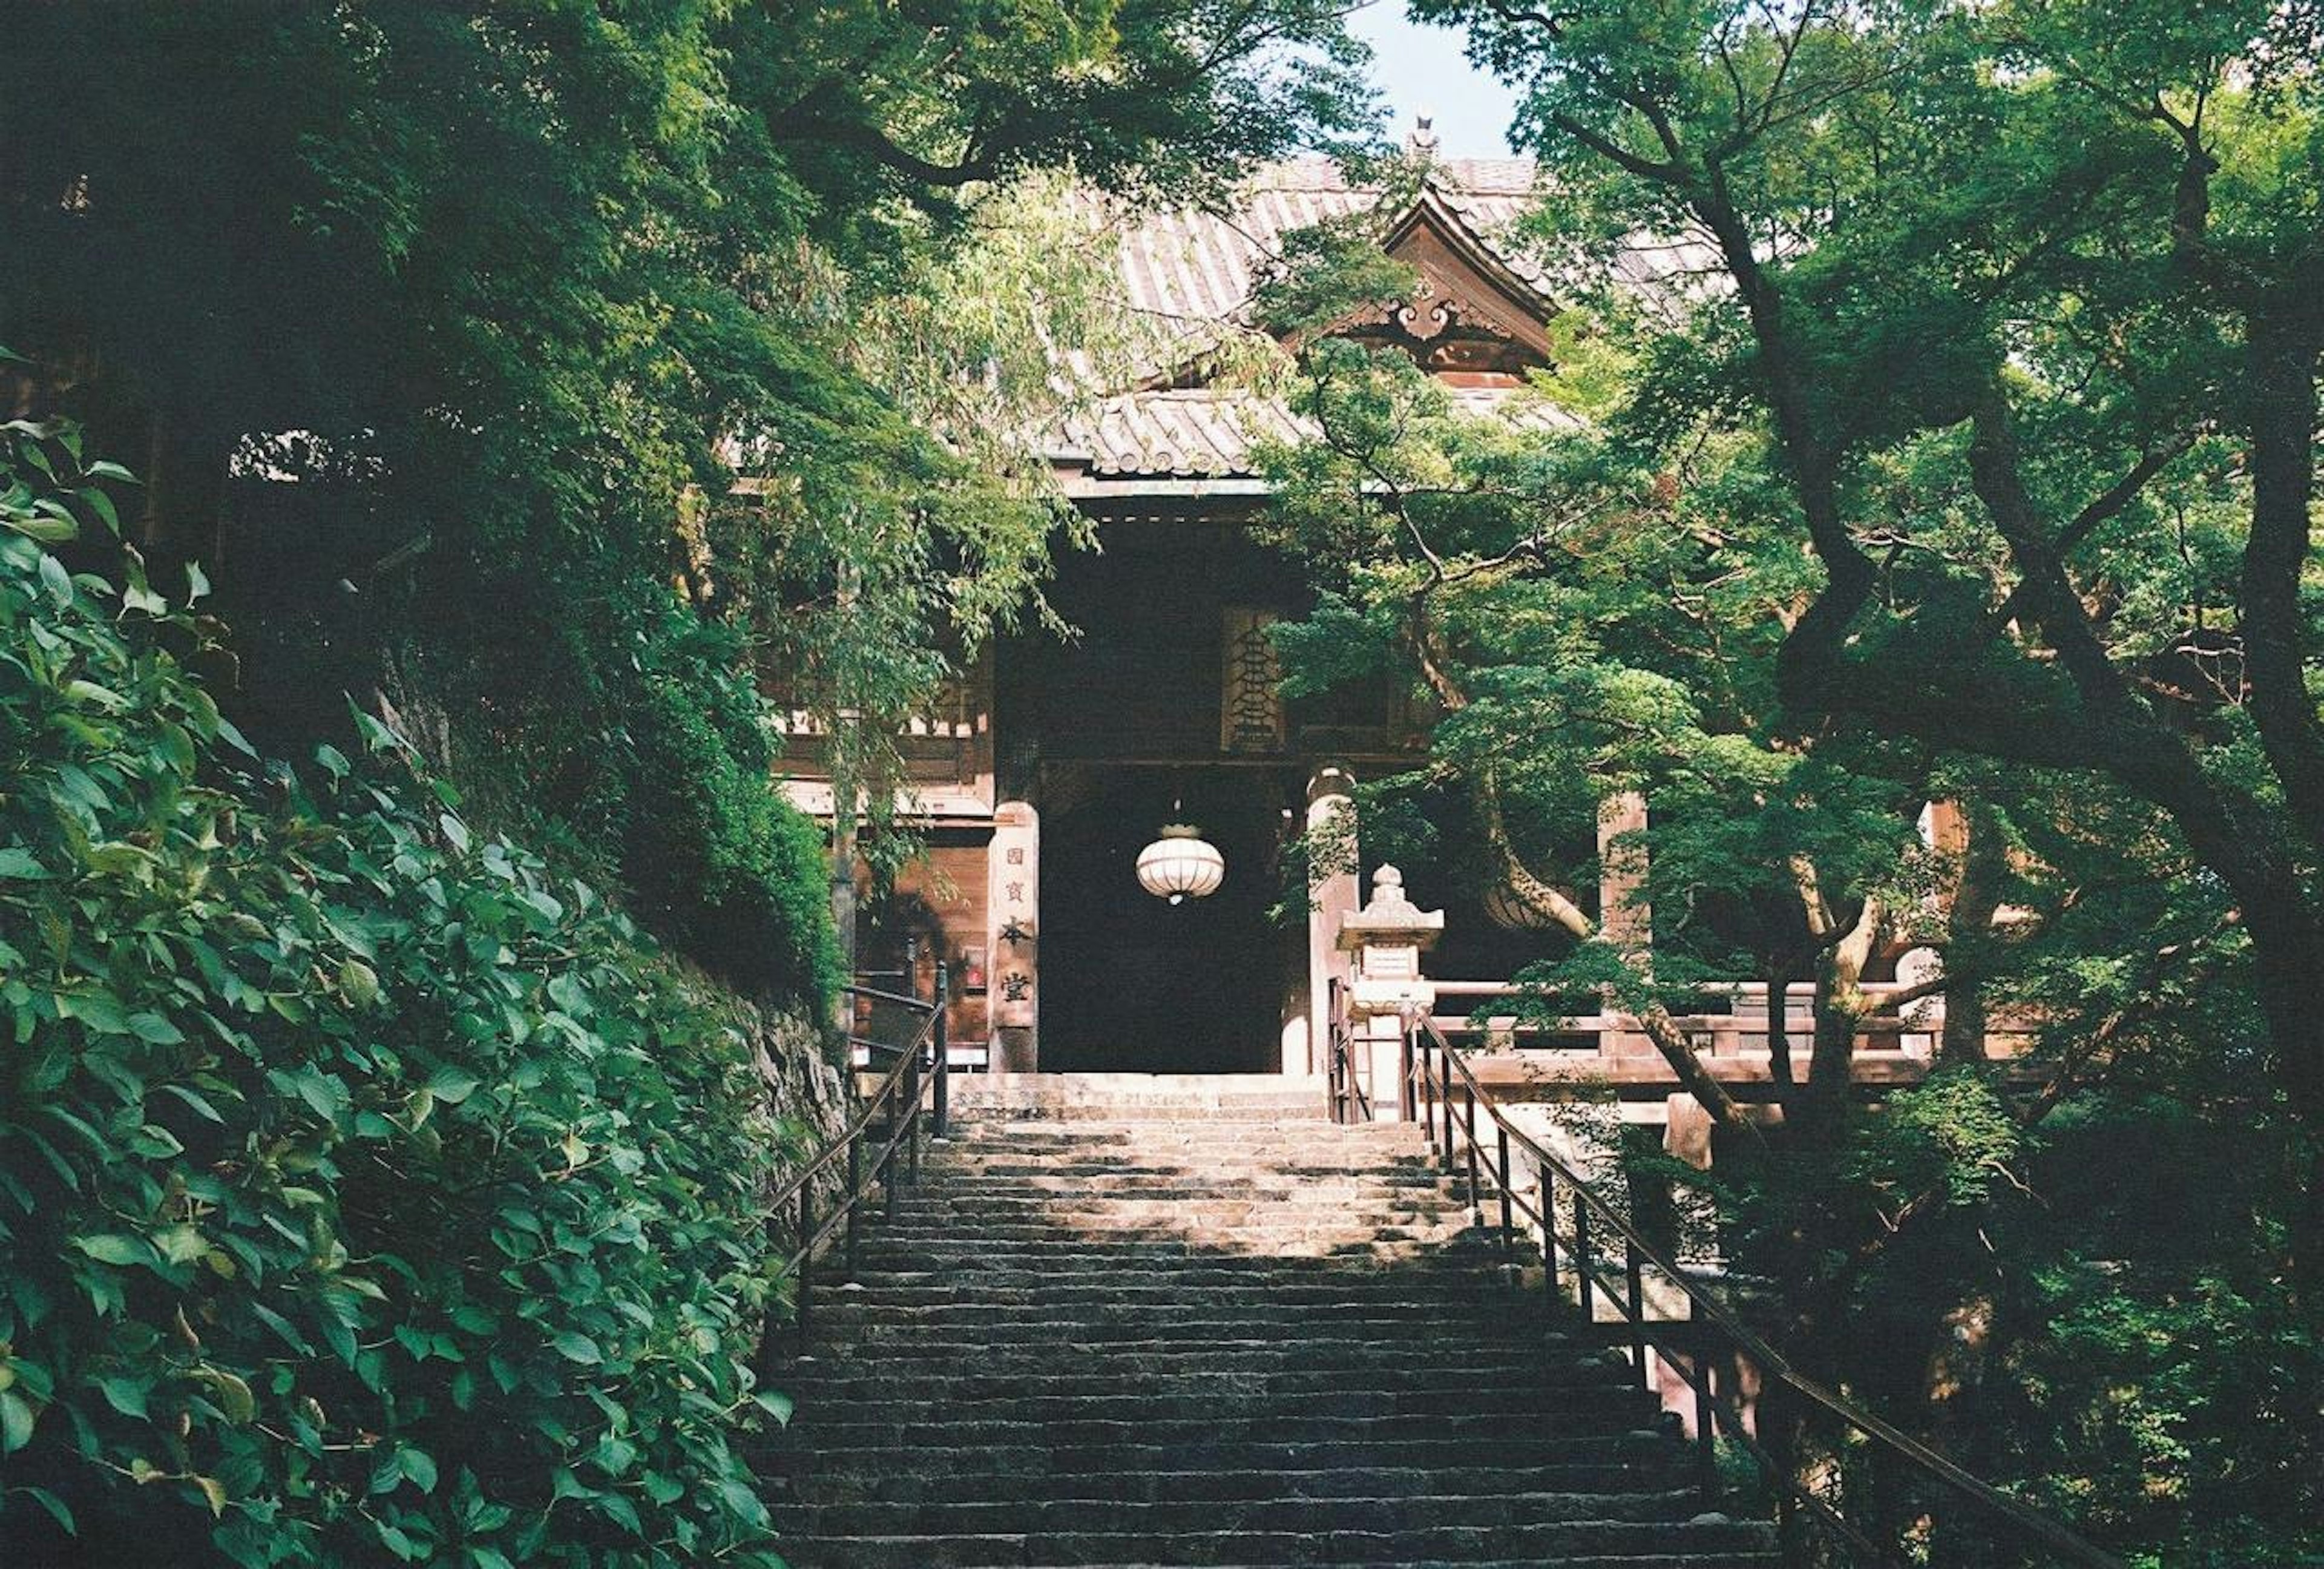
(1940, 801, 2004, 1066)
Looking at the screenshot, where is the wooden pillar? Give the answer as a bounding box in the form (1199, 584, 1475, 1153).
(1598, 791, 1650, 947)
(1304, 767, 1360, 1077)
(1599, 792, 1652, 1057)
(987, 802, 1039, 1074)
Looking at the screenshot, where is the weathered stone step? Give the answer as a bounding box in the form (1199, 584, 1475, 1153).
(946, 1076, 1334, 1118)
(787, 1552, 1774, 1569)
(845, 1236, 1498, 1265)
(819, 1278, 1544, 1312)
(790, 1487, 1704, 1536)
(860, 1222, 1477, 1247)
(792, 1342, 1597, 1383)
(790, 1395, 1664, 1441)
(898, 1180, 1454, 1203)
(867, 1217, 1478, 1240)
(767, 1430, 1679, 1479)
(783, 1357, 1624, 1401)
(779, 1382, 1661, 1432)
(776, 1461, 1690, 1508)
(927, 1139, 1421, 1160)
(832, 1254, 1509, 1277)
(779, 1518, 1777, 1568)
(804, 1312, 1554, 1350)
(769, 1084, 1753, 1567)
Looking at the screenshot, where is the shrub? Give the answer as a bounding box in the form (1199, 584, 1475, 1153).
(0, 418, 795, 1565)
(608, 605, 844, 1013)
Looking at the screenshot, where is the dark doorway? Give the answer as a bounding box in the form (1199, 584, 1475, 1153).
(1039, 766, 1293, 1073)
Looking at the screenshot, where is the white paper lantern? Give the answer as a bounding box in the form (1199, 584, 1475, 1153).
(1135, 824, 1225, 904)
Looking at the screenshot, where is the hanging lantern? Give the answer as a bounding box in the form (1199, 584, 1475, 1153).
(1136, 823, 1225, 905)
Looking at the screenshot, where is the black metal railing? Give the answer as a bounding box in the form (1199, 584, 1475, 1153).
(1404, 1014, 2120, 1569)
(1324, 977, 1374, 1125)
(755, 965, 950, 1375)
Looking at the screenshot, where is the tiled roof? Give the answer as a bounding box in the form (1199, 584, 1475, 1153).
(1110, 156, 1547, 333)
(1057, 156, 1572, 490)
(1054, 155, 1708, 494)
(1059, 384, 1581, 488)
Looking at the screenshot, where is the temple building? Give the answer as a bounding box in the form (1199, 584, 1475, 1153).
(777, 144, 1614, 1076)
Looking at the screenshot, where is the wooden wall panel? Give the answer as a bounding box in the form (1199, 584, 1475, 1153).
(858, 833, 991, 1046)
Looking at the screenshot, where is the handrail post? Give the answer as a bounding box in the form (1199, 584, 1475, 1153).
(907, 1023, 924, 1187)
(1626, 1242, 1648, 1391)
(1539, 1165, 1559, 1321)
(796, 1185, 816, 1346)
(1415, 1020, 1436, 1156)
(1462, 1084, 1483, 1226)
(908, 1088, 922, 1186)
(933, 962, 951, 1140)
(846, 1139, 862, 1277)
(1495, 1127, 1515, 1260)
(884, 1087, 901, 1225)
(1437, 1044, 1454, 1173)
(1573, 1186, 1594, 1324)
(1399, 1015, 1415, 1122)
(1692, 1347, 1719, 1508)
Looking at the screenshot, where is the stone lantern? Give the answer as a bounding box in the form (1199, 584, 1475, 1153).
(1336, 866, 1443, 1119)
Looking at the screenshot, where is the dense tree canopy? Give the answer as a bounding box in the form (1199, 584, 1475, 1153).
(1249, 4, 2323, 1559)
(1382, 0, 2324, 1252)
(0, 1, 1376, 993)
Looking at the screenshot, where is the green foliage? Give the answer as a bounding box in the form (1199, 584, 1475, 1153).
(609, 605, 844, 1007)
(1, 422, 794, 1565)
(1250, 15, 2323, 1553)
(0, 2, 1382, 963)
(1849, 1066, 2024, 1212)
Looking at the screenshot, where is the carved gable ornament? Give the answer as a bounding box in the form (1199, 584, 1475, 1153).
(1316, 186, 1558, 378)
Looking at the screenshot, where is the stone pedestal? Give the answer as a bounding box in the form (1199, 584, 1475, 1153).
(1337, 866, 1443, 1121)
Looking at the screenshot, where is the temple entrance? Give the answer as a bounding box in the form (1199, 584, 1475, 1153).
(1039, 765, 1294, 1073)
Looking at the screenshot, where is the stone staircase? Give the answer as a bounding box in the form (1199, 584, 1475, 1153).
(760, 1074, 1775, 1568)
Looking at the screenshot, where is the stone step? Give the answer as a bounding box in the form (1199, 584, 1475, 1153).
(787, 1557, 1775, 1569)
(792, 1342, 1601, 1381)
(778, 1518, 1777, 1568)
(834, 1251, 1520, 1278)
(775, 1461, 1690, 1508)
(947, 1074, 1333, 1117)
(790, 1487, 1707, 1537)
(804, 1281, 1541, 1313)
(780, 1406, 1668, 1450)
(781, 1363, 1641, 1406)
(767, 1091, 1753, 1568)
(857, 1222, 1479, 1248)
(911, 1181, 1454, 1200)
(766, 1430, 1680, 1476)
(803, 1308, 1557, 1346)
(846, 1231, 1485, 1257)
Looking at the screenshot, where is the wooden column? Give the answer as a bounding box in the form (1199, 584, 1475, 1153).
(1599, 792, 1652, 1057)
(1303, 767, 1360, 1076)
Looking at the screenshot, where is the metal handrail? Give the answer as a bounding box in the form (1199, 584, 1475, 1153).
(1410, 1014, 2121, 1569)
(1324, 978, 1373, 1125)
(755, 968, 951, 1373)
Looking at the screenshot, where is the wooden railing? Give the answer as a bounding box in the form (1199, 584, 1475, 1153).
(755, 967, 950, 1373)
(1427, 977, 1958, 1061)
(1405, 1015, 2119, 1569)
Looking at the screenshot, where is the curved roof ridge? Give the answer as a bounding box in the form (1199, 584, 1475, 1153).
(1238, 153, 1540, 197)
